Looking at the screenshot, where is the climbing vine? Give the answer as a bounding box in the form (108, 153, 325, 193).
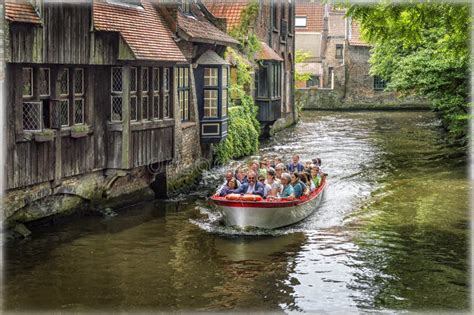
(214, 1, 262, 164)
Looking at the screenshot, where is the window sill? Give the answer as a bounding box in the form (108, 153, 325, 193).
(181, 121, 196, 130)
(272, 28, 279, 33)
(130, 119, 174, 131)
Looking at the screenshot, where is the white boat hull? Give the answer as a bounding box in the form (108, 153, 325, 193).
(211, 178, 327, 229)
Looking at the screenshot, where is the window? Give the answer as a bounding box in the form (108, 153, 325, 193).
(38, 68, 50, 97)
(179, 0, 191, 14)
(336, 44, 343, 59)
(178, 66, 190, 121)
(295, 16, 307, 27)
(111, 67, 123, 121)
(203, 67, 219, 118)
(73, 69, 85, 124)
(272, 0, 278, 29)
(288, 0, 293, 33)
(130, 67, 138, 121)
(23, 102, 42, 131)
(22, 68, 33, 98)
(272, 63, 281, 98)
(306, 75, 320, 88)
(20, 66, 88, 132)
(59, 68, 69, 127)
(204, 68, 218, 86)
(141, 67, 149, 121)
(374, 76, 387, 90)
(204, 90, 218, 118)
(163, 68, 171, 118)
(152, 68, 160, 120)
(256, 65, 268, 98)
(222, 67, 228, 117)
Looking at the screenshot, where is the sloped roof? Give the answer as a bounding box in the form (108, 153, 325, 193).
(256, 42, 283, 61)
(295, 0, 324, 33)
(349, 20, 370, 47)
(93, 0, 186, 61)
(177, 6, 238, 46)
(196, 50, 229, 65)
(202, 0, 248, 32)
(5, 0, 41, 24)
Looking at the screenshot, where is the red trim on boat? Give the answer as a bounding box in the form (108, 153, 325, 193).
(210, 177, 326, 208)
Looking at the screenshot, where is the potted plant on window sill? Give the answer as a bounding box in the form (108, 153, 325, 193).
(70, 124, 90, 138)
(34, 129, 55, 142)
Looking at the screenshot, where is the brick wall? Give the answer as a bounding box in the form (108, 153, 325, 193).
(295, 0, 324, 33)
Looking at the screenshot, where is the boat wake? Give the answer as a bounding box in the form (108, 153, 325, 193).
(189, 204, 306, 237)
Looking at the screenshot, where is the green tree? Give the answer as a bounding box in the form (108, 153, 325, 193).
(344, 1, 471, 145)
(295, 49, 313, 85)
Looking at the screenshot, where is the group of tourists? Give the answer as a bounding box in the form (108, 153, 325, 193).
(215, 155, 326, 199)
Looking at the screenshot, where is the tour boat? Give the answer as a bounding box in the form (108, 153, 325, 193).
(210, 176, 327, 229)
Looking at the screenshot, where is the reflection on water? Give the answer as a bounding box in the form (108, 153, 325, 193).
(3, 111, 470, 312)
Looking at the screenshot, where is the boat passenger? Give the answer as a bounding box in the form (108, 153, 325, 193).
(290, 172, 306, 198)
(265, 168, 281, 197)
(310, 165, 322, 190)
(298, 172, 311, 196)
(280, 173, 295, 198)
(235, 167, 248, 184)
(216, 170, 240, 195)
(275, 163, 285, 180)
(287, 155, 305, 173)
(219, 178, 238, 197)
(232, 170, 265, 197)
(258, 159, 268, 178)
(304, 161, 313, 172)
(258, 174, 272, 198)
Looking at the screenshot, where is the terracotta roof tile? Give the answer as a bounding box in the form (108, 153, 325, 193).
(349, 20, 370, 47)
(295, 1, 324, 33)
(5, 0, 41, 25)
(203, 0, 248, 32)
(256, 42, 283, 61)
(93, 0, 186, 61)
(177, 5, 238, 46)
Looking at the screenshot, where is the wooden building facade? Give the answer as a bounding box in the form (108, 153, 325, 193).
(3, 0, 237, 223)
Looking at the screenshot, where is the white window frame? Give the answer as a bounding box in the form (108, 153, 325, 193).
(295, 16, 307, 27)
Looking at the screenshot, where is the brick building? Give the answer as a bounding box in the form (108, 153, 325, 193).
(294, 0, 427, 108)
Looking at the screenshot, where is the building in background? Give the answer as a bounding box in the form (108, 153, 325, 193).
(294, 0, 427, 108)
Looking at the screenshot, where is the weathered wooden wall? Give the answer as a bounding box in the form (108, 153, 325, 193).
(9, 3, 91, 64)
(130, 125, 174, 168)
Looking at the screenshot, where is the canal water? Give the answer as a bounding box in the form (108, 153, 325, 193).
(3, 111, 470, 313)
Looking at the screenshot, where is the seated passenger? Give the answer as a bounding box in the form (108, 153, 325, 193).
(259, 159, 268, 178)
(310, 165, 322, 190)
(298, 172, 311, 196)
(287, 154, 305, 172)
(219, 178, 238, 196)
(290, 172, 306, 198)
(258, 174, 272, 198)
(280, 173, 295, 198)
(275, 163, 285, 180)
(304, 161, 313, 172)
(235, 167, 248, 184)
(265, 168, 281, 197)
(232, 170, 265, 197)
(216, 170, 240, 195)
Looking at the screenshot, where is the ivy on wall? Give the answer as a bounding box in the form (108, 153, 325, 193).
(214, 1, 262, 164)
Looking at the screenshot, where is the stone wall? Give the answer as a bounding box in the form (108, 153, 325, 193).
(297, 88, 429, 110)
(297, 43, 429, 110)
